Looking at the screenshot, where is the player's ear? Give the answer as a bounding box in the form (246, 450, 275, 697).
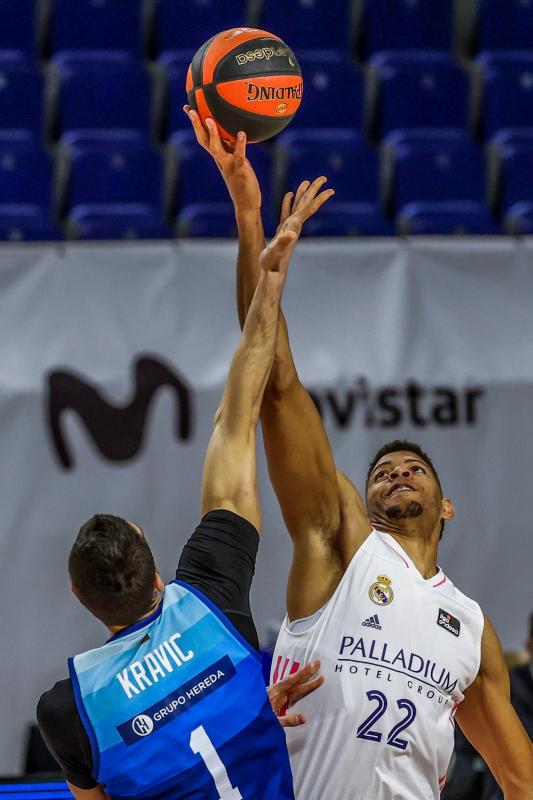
(154, 572, 165, 593)
(441, 498, 455, 521)
(71, 583, 80, 600)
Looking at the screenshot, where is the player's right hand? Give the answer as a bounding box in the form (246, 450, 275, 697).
(183, 106, 262, 214)
(267, 660, 324, 728)
(277, 177, 335, 240)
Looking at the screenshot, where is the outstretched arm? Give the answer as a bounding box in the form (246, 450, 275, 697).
(186, 108, 371, 619)
(456, 615, 533, 799)
(200, 226, 297, 531)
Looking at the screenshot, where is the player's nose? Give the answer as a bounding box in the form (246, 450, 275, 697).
(389, 467, 412, 480)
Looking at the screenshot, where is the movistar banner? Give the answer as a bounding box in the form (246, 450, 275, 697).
(1, 238, 532, 772)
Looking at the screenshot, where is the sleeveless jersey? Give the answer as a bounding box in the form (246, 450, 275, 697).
(69, 580, 294, 799)
(272, 530, 484, 800)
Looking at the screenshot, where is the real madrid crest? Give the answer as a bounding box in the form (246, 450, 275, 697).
(369, 575, 394, 606)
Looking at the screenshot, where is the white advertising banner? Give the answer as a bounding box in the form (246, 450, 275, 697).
(0, 238, 532, 773)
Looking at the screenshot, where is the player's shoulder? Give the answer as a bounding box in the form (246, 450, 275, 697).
(37, 677, 76, 733)
(437, 573, 483, 621)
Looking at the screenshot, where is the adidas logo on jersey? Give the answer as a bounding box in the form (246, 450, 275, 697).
(362, 614, 382, 630)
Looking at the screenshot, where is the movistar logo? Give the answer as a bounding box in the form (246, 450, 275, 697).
(47, 355, 192, 469)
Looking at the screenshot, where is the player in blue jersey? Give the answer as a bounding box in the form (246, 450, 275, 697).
(36, 183, 333, 800)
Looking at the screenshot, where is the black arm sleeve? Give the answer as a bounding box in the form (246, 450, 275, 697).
(36, 679, 96, 790)
(175, 509, 260, 651)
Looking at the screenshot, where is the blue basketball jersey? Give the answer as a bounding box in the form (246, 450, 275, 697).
(69, 581, 294, 799)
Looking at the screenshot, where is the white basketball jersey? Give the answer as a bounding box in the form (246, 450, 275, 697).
(272, 530, 484, 800)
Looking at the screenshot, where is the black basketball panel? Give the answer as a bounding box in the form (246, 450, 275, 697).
(204, 84, 295, 143)
(190, 34, 217, 88)
(214, 37, 301, 84)
(187, 87, 198, 112)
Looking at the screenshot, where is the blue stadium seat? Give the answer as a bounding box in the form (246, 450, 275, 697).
(258, 0, 353, 53)
(68, 205, 172, 240)
(0, 138, 57, 239)
(177, 202, 237, 237)
(0, 207, 61, 240)
(398, 202, 500, 235)
(300, 202, 394, 236)
(390, 138, 486, 212)
(277, 129, 381, 206)
(160, 52, 195, 138)
(490, 129, 533, 149)
(505, 202, 533, 234)
(0, 59, 43, 139)
(169, 130, 274, 217)
(63, 140, 166, 233)
(477, 0, 533, 51)
(370, 52, 471, 143)
(153, 0, 248, 58)
(48, 0, 145, 59)
(479, 52, 533, 142)
(497, 141, 533, 213)
(52, 53, 153, 142)
(0, 0, 37, 60)
(59, 129, 149, 151)
(293, 52, 364, 130)
(361, 0, 454, 57)
(383, 128, 473, 148)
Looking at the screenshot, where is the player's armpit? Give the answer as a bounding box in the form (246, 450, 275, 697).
(456, 614, 533, 799)
(336, 470, 372, 568)
(260, 382, 370, 619)
(67, 782, 109, 800)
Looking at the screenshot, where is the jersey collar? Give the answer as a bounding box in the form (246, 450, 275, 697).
(377, 530, 447, 588)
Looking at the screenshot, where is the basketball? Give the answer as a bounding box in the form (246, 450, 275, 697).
(186, 28, 303, 146)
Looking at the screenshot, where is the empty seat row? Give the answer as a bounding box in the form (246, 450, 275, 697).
(4, 1, 533, 63)
(2, 131, 532, 239)
(1, 51, 532, 148)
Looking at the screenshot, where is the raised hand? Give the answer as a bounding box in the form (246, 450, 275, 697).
(267, 661, 324, 728)
(184, 106, 261, 213)
(277, 176, 335, 238)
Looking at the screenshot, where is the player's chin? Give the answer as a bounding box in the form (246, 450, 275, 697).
(384, 499, 424, 519)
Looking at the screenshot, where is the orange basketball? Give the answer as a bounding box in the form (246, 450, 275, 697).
(186, 28, 303, 147)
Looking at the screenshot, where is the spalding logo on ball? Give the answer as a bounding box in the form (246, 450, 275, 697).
(186, 28, 302, 146)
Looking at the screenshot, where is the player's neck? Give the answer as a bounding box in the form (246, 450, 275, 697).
(106, 595, 163, 636)
(374, 517, 440, 579)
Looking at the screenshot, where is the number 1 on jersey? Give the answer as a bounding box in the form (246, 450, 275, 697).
(190, 725, 243, 800)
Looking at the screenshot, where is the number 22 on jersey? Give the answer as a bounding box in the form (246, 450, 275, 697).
(356, 690, 417, 750)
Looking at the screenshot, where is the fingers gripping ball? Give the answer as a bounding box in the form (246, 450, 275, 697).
(186, 28, 302, 147)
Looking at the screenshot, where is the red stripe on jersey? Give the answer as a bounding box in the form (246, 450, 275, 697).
(384, 540, 410, 568)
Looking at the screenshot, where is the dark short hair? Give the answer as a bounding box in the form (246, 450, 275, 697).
(366, 440, 446, 537)
(69, 514, 156, 627)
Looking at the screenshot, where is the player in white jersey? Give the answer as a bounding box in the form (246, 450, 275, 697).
(185, 110, 533, 800)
